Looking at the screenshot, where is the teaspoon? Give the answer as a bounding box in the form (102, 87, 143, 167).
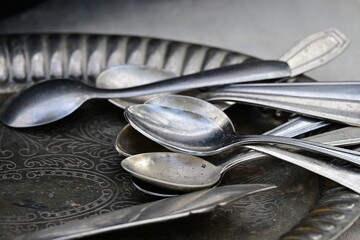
(121, 144, 360, 193)
(96, 64, 233, 110)
(124, 98, 360, 165)
(116, 95, 329, 157)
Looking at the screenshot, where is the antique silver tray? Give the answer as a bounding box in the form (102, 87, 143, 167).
(0, 34, 359, 240)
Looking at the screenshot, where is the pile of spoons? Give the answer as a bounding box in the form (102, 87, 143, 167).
(2, 28, 360, 199)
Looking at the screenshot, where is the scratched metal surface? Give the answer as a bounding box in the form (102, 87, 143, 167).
(0, 34, 359, 240)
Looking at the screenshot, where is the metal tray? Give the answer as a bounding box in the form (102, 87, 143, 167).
(0, 34, 359, 240)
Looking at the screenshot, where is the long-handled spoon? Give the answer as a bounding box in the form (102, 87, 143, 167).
(124, 96, 360, 164)
(124, 125, 360, 196)
(121, 144, 360, 193)
(95, 28, 348, 110)
(0, 28, 348, 128)
(116, 95, 329, 157)
(115, 117, 329, 157)
(200, 81, 360, 126)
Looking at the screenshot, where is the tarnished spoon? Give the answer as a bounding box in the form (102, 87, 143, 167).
(121, 144, 360, 193)
(200, 81, 360, 126)
(124, 96, 360, 164)
(125, 125, 360, 196)
(96, 65, 233, 110)
(116, 95, 329, 157)
(0, 28, 348, 128)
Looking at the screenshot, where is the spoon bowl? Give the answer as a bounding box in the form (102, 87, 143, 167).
(115, 124, 168, 157)
(0, 79, 90, 128)
(96, 64, 177, 108)
(122, 152, 220, 191)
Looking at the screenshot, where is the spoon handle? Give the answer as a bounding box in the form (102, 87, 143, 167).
(247, 145, 360, 194)
(221, 128, 360, 194)
(221, 126, 360, 171)
(278, 28, 349, 76)
(262, 116, 329, 137)
(226, 134, 360, 167)
(89, 61, 291, 98)
(202, 81, 360, 126)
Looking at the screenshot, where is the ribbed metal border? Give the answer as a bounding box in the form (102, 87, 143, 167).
(0, 34, 359, 240)
(281, 183, 360, 240)
(0, 34, 253, 92)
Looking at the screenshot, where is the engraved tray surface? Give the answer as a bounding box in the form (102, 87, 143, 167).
(0, 34, 359, 240)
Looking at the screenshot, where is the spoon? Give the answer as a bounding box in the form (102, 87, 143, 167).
(124, 125, 360, 195)
(96, 65, 233, 110)
(0, 28, 348, 128)
(116, 95, 329, 157)
(124, 97, 360, 165)
(200, 81, 360, 126)
(95, 64, 177, 109)
(95, 28, 348, 110)
(121, 145, 360, 194)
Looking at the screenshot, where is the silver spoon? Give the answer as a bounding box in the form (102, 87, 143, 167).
(95, 28, 349, 110)
(124, 96, 360, 165)
(96, 65, 233, 110)
(0, 28, 348, 128)
(118, 109, 328, 196)
(125, 125, 360, 195)
(95, 64, 177, 109)
(116, 95, 329, 157)
(121, 144, 360, 194)
(200, 81, 360, 126)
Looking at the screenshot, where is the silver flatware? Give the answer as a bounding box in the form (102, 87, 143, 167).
(121, 122, 360, 193)
(124, 96, 360, 163)
(0, 29, 348, 128)
(12, 184, 275, 240)
(123, 95, 360, 192)
(116, 93, 329, 157)
(201, 81, 360, 126)
(125, 125, 360, 196)
(95, 65, 177, 109)
(121, 145, 360, 194)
